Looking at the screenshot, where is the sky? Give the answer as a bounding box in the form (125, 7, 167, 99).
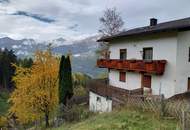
(0, 0, 190, 41)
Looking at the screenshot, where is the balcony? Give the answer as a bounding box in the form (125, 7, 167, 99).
(97, 59, 167, 75)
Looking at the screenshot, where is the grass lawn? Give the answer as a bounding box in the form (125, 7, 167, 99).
(0, 90, 10, 116)
(50, 108, 180, 130)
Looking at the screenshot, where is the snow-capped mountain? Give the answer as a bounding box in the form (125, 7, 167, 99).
(0, 37, 46, 57)
(52, 36, 99, 55)
(0, 36, 103, 77)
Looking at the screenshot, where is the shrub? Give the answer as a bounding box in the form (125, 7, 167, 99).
(61, 105, 93, 122)
(0, 116, 7, 128)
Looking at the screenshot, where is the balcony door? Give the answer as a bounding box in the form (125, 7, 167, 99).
(143, 48, 153, 60)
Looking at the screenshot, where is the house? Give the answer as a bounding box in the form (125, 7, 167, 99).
(89, 17, 190, 112)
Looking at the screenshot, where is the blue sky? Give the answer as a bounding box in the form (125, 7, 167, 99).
(0, 0, 190, 41)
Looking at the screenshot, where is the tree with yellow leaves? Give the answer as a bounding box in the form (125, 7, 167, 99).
(9, 48, 59, 127)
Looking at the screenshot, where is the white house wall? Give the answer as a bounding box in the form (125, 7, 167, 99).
(176, 31, 190, 94)
(109, 70, 141, 90)
(89, 92, 112, 112)
(108, 34, 178, 98)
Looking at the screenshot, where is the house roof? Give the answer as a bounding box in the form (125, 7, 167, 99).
(97, 17, 190, 42)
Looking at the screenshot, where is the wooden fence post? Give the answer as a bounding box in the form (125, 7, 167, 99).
(182, 110, 185, 130)
(182, 110, 189, 130)
(160, 94, 165, 117)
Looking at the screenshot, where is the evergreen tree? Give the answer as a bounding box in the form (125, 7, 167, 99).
(59, 55, 65, 104)
(17, 58, 33, 68)
(0, 48, 33, 89)
(0, 48, 17, 89)
(66, 55, 73, 98)
(59, 55, 73, 105)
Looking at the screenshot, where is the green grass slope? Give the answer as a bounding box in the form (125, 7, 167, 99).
(51, 108, 180, 130)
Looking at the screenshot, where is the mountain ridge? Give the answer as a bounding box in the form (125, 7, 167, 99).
(0, 36, 104, 77)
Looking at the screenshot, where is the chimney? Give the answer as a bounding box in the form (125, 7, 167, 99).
(150, 18, 157, 26)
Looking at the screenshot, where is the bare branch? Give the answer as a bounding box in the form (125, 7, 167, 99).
(99, 7, 124, 36)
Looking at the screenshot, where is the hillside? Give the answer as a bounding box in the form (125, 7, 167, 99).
(51, 108, 179, 130)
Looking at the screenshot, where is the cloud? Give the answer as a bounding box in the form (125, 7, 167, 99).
(12, 11, 55, 23)
(0, 0, 190, 41)
(68, 24, 79, 31)
(0, 0, 9, 3)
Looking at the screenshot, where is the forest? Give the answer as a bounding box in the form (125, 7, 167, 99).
(0, 48, 33, 89)
(0, 47, 91, 129)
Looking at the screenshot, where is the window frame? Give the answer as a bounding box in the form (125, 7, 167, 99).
(119, 71, 126, 82)
(143, 47, 153, 60)
(120, 49, 127, 60)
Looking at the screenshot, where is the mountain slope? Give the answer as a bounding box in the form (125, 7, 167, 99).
(0, 36, 104, 77)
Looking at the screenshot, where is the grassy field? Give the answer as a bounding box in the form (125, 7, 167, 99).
(0, 90, 10, 116)
(50, 108, 180, 130)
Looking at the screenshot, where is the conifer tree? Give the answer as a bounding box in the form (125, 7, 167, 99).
(0, 48, 17, 89)
(58, 55, 73, 105)
(66, 55, 73, 98)
(59, 55, 65, 104)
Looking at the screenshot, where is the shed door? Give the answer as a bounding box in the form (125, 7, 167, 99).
(96, 97, 102, 112)
(142, 75, 151, 88)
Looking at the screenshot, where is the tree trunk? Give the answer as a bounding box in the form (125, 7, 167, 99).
(45, 112, 49, 128)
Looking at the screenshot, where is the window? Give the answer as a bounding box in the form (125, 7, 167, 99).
(97, 97, 101, 102)
(119, 72, 126, 82)
(143, 48, 153, 60)
(189, 47, 190, 62)
(120, 49, 127, 60)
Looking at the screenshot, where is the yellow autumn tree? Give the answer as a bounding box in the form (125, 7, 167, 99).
(9, 48, 59, 127)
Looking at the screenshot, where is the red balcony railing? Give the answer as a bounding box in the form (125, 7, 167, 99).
(97, 59, 167, 75)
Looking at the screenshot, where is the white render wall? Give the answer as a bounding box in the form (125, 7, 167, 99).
(109, 70, 141, 90)
(108, 33, 178, 98)
(89, 92, 112, 112)
(175, 31, 190, 94)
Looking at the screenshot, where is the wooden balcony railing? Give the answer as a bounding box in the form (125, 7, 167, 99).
(97, 59, 167, 75)
(88, 79, 143, 99)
